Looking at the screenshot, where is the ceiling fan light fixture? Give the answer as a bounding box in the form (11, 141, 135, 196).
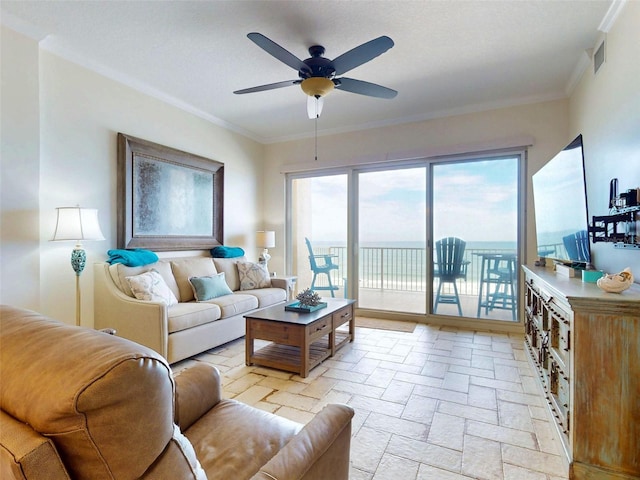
(301, 77, 334, 98)
(307, 95, 324, 119)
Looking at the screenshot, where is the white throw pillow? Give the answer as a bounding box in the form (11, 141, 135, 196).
(126, 269, 178, 306)
(237, 262, 271, 290)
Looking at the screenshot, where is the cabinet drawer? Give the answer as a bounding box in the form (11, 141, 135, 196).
(332, 305, 353, 329)
(308, 318, 332, 343)
(250, 320, 303, 344)
(550, 315, 570, 367)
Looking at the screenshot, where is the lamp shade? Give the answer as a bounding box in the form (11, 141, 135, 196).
(51, 207, 105, 242)
(256, 230, 275, 249)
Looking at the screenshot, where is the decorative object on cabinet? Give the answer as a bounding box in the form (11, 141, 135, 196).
(590, 179, 640, 249)
(51, 206, 105, 326)
(596, 267, 634, 293)
(522, 265, 639, 480)
(117, 133, 224, 251)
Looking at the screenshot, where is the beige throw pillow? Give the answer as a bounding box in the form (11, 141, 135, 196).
(126, 270, 178, 306)
(237, 262, 271, 290)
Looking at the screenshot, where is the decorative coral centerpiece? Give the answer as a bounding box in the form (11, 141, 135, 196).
(296, 288, 322, 307)
(596, 267, 634, 293)
(284, 288, 327, 313)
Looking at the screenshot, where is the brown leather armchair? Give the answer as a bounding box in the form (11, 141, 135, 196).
(0, 305, 353, 479)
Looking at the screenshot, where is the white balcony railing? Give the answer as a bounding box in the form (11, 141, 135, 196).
(310, 244, 533, 296)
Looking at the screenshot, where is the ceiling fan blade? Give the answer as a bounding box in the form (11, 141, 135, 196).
(331, 36, 394, 76)
(307, 96, 324, 119)
(234, 79, 300, 94)
(334, 77, 397, 99)
(247, 32, 308, 72)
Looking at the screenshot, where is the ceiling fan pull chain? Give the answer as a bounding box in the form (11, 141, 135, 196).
(315, 115, 318, 161)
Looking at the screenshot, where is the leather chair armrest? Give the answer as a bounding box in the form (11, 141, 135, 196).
(250, 404, 354, 480)
(174, 364, 222, 431)
(0, 411, 70, 480)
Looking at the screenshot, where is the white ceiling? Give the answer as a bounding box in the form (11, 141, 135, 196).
(1, 1, 616, 144)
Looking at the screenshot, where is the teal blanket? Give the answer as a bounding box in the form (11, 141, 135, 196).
(210, 246, 245, 258)
(107, 249, 159, 266)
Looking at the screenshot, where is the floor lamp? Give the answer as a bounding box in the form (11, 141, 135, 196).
(51, 207, 105, 326)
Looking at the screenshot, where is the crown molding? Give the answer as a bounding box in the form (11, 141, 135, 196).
(599, 0, 627, 33)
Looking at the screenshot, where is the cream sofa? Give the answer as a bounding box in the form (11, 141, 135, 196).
(94, 255, 287, 363)
(0, 305, 354, 480)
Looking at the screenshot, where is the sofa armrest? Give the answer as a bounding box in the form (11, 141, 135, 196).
(269, 277, 288, 290)
(93, 263, 169, 358)
(250, 404, 354, 480)
(174, 364, 222, 431)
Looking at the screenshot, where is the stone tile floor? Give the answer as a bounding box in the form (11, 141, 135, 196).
(173, 321, 569, 480)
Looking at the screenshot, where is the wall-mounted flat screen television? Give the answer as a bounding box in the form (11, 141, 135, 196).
(532, 134, 591, 266)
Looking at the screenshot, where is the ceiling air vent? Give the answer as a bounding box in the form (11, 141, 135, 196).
(594, 39, 606, 74)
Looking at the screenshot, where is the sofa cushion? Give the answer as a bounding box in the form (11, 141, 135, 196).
(112, 261, 179, 300)
(242, 287, 287, 308)
(204, 293, 258, 319)
(126, 270, 179, 306)
(212, 256, 244, 291)
(189, 273, 233, 302)
(237, 261, 271, 290)
(168, 303, 222, 334)
(171, 258, 217, 302)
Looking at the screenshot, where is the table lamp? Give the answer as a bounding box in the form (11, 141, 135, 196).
(256, 230, 275, 268)
(51, 206, 105, 326)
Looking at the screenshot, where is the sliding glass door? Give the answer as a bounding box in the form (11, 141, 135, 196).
(287, 151, 523, 323)
(290, 174, 348, 299)
(432, 156, 520, 320)
(358, 167, 427, 314)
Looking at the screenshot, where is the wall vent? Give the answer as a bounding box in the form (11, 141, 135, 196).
(594, 39, 606, 74)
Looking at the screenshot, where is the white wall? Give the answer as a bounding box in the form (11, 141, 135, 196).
(569, 0, 640, 277)
(263, 100, 570, 273)
(1, 26, 265, 326)
(0, 27, 41, 311)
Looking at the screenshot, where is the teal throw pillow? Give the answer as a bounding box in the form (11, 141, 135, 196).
(189, 273, 233, 302)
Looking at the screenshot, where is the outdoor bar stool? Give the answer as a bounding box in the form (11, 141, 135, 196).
(476, 253, 517, 320)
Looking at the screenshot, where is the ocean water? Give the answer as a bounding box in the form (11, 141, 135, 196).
(312, 240, 517, 251)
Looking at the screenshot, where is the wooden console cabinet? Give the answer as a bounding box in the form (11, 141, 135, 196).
(523, 266, 640, 480)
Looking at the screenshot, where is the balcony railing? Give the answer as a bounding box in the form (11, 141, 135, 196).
(311, 244, 533, 296)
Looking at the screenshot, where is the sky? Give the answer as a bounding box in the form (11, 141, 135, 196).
(303, 156, 519, 245)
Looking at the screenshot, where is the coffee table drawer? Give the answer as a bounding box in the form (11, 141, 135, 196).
(308, 318, 332, 343)
(248, 319, 303, 345)
(332, 305, 353, 329)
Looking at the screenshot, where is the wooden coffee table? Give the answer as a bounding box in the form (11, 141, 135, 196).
(245, 298, 356, 377)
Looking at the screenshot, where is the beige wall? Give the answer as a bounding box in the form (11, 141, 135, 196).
(1, 26, 265, 326)
(568, 0, 640, 277)
(1, 27, 41, 311)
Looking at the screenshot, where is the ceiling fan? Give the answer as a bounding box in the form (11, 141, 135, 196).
(234, 32, 397, 119)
